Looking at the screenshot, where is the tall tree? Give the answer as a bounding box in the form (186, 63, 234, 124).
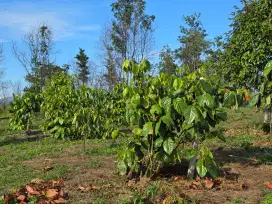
(175, 13, 211, 72)
(111, 0, 155, 63)
(12, 25, 65, 93)
(99, 25, 121, 90)
(158, 45, 177, 75)
(211, 0, 272, 89)
(75, 48, 90, 86)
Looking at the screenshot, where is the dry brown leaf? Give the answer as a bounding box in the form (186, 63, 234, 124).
(264, 181, 272, 189)
(31, 178, 45, 184)
(37, 200, 50, 204)
(45, 189, 59, 200)
(17, 194, 26, 201)
(53, 197, 68, 203)
(25, 184, 37, 194)
(91, 186, 99, 190)
(204, 179, 214, 189)
(174, 176, 185, 181)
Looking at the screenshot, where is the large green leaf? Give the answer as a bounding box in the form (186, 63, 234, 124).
(223, 91, 237, 108)
(173, 98, 187, 115)
(173, 78, 184, 90)
(112, 130, 120, 139)
(154, 137, 163, 148)
(196, 157, 207, 178)
(132, 128, 142, 136)
(163, 137, 174, 155)
(161, 115, 173, 127)
(248, 94, 260, 107)
(184, 106, 199, 124)
(142, 122, 153, 136)
(199, 79, 213, 93)
(198, 93, 214, 109)
(264, 60, 272, 78)
(150, 104, 162, 115)
(131, 94, 141, 107)
(160, 97, 172, 115)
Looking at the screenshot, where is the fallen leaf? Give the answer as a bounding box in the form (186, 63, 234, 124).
(204, 179, 214, 189)
(17, 194, 26, 201)
(91, 186, 99, 190)
(264, 181, 272, 189)
(25, 184, 37, 194)
(37, 200, 50, 204)
(53, 197, 68, 203)
(31, 178, 45, 184)
(174, 176, 185, 181)
(45, 189, 59, 200)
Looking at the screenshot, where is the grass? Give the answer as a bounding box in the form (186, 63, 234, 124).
(0, 107, 272, 203)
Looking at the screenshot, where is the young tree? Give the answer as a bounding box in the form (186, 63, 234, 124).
(175, 13, 211, 72)
(111, 0, 155, 83)
(158, 45, 177, 75)
(75, 48, 90, 86)
(12, 25, 64, 93)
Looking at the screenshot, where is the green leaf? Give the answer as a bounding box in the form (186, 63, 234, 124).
(132, 128, 142, 136)
(150, 104, 162, 115)
(122, 60, 131, 72)
(132, 62, 139, 75)
(131, 94, 141, 107)
(248, 94, 259, 107)
(59, 118, 64, 125)
(112, 130, 120, 139)
(117, 160, 127, 176)
(160, 97, 172, 115)
(266, 95, 271, 105)
(140, 59, 151, 72)
(223, 91, 237, 108)
(173, 78, 184, 90)
(264, 60, 272, 78)
(196, 158, 207, 178)
(163, 137, 174, 155)
(142, 122, 153, 136)
(215, 109, 227, 121)
(155, 119, 161, 135)
(184, 106, 199, 124)
(161, 115, 173, 127)
(173, 98, 187, 115)
(154, 137, 163, 148)
(200, 79, 213, 93)
(198, 93, 214, 109)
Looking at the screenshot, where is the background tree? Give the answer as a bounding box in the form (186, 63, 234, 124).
(175, 13, 211, 72)
(158, 45, 177, 75)
(74, 48, 90, 86)
(100, 25, 121, 90)
(210, 0, 272, 89)
(111, 0, 155, 82)
(12, 25, 65, 93)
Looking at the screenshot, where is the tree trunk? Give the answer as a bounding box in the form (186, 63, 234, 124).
(187, 140, 199, 178)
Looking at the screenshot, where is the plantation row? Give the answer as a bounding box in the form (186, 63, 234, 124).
(8, 59, 272, 180)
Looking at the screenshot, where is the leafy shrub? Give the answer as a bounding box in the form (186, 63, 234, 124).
(9, 92, 41, 131)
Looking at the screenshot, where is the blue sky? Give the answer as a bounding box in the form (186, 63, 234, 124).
(0, 0, 241, 94)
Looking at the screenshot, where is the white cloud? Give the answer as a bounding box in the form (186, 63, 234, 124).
(0, 2, 101, 42)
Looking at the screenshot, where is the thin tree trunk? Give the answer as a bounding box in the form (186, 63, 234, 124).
(187, 139, 199, 178)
